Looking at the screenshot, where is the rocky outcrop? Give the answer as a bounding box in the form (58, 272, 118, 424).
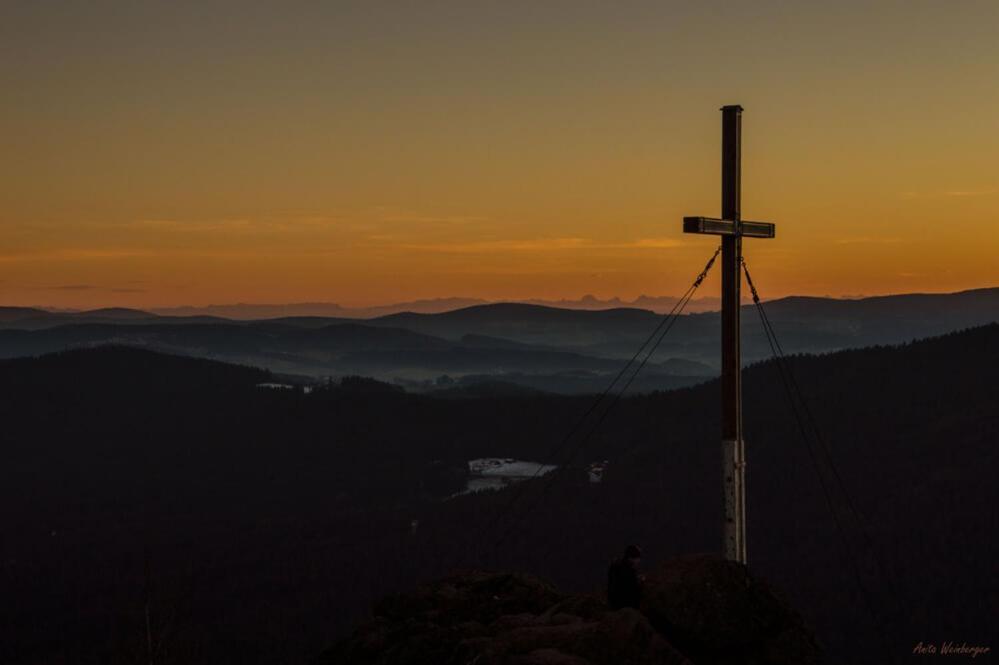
(316, 557, 821, 665)
(641, 555, 822, 665)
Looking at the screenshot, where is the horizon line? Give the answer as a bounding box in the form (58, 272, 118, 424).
(7, 284, 999, 316)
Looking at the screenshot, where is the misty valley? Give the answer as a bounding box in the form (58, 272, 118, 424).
(3, 287, 999, 395)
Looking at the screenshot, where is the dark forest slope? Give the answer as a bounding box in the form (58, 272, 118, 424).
(1, 328, 996, 664)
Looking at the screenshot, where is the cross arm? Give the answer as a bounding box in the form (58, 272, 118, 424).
(683, 217, 775, 238)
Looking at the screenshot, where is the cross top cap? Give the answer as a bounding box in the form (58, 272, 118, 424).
(720, 104, 743, 112)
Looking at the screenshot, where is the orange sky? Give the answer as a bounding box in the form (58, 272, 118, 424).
(3, 2, 999, 308)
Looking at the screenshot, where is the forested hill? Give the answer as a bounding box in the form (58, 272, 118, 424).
(1, 326, 996, 664)
(0, 344, 271, 391)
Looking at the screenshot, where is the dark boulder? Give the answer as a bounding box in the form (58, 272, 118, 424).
(640, 555, 823, 665)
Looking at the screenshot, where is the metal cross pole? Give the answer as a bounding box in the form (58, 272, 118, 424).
(683, 105, 776, 565)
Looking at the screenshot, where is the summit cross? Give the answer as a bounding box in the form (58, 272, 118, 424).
(683, 105, 776, 565)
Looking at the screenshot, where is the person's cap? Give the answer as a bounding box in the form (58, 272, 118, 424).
(624, 544, 642, 559)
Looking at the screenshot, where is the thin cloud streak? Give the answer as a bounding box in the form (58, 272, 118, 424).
(399, 237, 589, 253)
(0, 248, 155, 262)
(397, 237, 686, 254)
(900, 188, 998, 199)
(834, 236, 906, 245)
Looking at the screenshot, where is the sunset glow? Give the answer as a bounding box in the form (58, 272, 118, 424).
(4, 2, 999, 308)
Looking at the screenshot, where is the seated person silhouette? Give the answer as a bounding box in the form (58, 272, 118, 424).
(607, 544, 643, 609)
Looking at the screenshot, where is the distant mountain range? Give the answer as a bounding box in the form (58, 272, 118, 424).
(1, 287, 997, 393)
(147, 294, 724, 318)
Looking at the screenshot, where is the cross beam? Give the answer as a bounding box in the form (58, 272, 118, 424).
(683, 217, 775, 238)
(682, 105, 776, 566)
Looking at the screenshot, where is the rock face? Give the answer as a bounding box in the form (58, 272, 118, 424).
(315, 557, 821, 665)
(641, 556, 822, 665)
